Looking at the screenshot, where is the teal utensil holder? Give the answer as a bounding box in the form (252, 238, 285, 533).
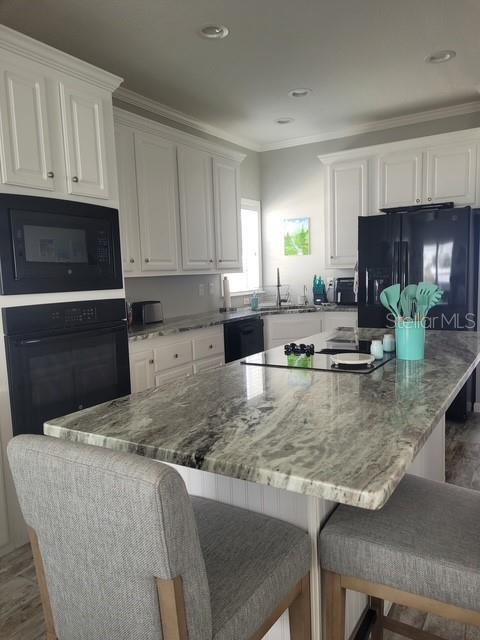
(395, 320, 425, 360)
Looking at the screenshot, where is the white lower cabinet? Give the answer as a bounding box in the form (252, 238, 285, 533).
(129, 327, 225, 392)
(155, 364, 194, 388)
(321, 311, 358, 336)
(263, 312, 358, 350)
(193, 356, 225, 374)
(263, 313, 323, 350)
(129, 350, 155, 393)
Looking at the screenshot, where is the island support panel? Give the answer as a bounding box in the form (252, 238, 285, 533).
(168, 416, 445, 640)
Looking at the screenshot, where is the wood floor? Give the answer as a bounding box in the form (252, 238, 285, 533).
(1, 416, 480, 640)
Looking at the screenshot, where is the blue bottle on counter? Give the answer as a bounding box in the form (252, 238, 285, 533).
(251, 291, 259, 311)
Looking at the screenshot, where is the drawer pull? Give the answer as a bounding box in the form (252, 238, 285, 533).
(209, 344, 214, 349)
(72, 176, 79, 183)
(174, 353, 179, 358)
(47, 171, 54, 178)
(149, 359, 154, 365)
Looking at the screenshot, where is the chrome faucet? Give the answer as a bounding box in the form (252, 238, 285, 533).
(276, 268, 288, 307)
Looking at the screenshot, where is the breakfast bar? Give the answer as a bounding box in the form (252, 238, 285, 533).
(44, 329, 480, 639)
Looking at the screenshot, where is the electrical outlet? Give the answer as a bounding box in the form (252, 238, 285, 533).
(199, 283, 205, 297)
(243, 296, 250, 305)
(209, 281, 215, 295)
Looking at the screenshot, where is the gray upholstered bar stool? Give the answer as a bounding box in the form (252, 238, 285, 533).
(8, 435, 312, 640)
(320, 474, 480, 640)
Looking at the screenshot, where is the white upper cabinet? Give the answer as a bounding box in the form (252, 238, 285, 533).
(177, 144, 215, 270)
(134, 131, 180, 272)
(115, 124, 141, 273)
(0, 66, 56, 191)
(213, 157, 242, 270)
(59, 82, 109, 199)
(425, 142, 477, 205)
(113, 108, 245, 277)
(325, 157, 368, 267)
(377, 150, 423, 209)
(0, 25, 122, 205)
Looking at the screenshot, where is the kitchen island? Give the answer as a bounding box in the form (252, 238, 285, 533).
(45, 329, 480, 640)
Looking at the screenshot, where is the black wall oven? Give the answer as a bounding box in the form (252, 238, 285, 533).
(0, 194, 123, 294)
(3, 299, 131, 436)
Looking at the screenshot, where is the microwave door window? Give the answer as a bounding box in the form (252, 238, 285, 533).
(23, 225, 88, 264)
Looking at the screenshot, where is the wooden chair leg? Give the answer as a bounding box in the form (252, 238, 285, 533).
(370, 596, 384, 640)
(289, 574, 311, 640)
(323, 570, 346, 640)
(27, 527, 58, 640)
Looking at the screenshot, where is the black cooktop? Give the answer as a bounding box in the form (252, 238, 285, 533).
(241, 343, 395, 374)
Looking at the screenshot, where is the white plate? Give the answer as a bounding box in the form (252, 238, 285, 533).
(330, 352, 375, 366)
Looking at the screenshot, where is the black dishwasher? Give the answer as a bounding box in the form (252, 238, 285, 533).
(224, 317, 264, 363)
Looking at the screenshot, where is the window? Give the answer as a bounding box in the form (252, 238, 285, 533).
(225, 199, 262, 294)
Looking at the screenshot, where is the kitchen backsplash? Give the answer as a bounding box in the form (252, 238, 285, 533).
(125, 275, 222, 319)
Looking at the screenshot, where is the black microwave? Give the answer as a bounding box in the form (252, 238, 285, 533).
(0, 195, 123, 294)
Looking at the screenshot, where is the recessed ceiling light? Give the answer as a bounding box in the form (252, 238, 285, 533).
(288, 88, 312, 98)
(425, 50, 456, 64)
(275, 117, 294, 125)
(199, 25, 229, 39)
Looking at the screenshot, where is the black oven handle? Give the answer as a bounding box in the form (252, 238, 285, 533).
(11, 321, 127, 344)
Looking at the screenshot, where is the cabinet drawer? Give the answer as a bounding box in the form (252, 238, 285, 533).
(194, 355, 225, 373)
(154, 340, 192, 372)
(154, 364, 193, 388)
(193, 331, 224, 360)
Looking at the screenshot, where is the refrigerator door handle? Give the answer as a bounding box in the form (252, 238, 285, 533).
(393, 241, 400, 285)
(365, 269, 369, 305)
(402, 241, 409, 288)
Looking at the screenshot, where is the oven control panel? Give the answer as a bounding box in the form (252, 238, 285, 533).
(2, 299, 127, 335)
(63, 307, 97, 324)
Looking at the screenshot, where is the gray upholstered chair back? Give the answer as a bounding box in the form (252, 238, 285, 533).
(7, 435, 212, 640)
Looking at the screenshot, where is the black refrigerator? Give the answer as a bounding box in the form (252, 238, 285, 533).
(358, 205, 479, 420)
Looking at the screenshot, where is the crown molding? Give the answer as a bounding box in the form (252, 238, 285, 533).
(260, 100, 480, 152)
(317, 126, 480, 164)
(113, 107, 247, 164)
(114, 87, 261, 152)
(0, 24, 123, 91)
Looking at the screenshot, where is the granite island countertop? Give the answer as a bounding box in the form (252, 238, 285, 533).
(44, 329, 480, 510)
(128, 304, 357, 341)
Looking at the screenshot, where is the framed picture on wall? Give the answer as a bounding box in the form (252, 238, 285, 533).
(284, 218, 310, 256)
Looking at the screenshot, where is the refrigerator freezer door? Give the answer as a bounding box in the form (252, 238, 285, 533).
(358, 214, 402, 328)
(401, 207, 474, 329)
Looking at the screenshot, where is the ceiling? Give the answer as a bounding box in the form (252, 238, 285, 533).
(1, 0, 480, 150)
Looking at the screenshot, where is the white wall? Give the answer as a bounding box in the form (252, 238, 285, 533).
(125, 275, 222, 319)
(260, 111, 480, 302)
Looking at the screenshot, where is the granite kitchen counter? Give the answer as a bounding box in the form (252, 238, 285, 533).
(45, 329, 480, 510)
(128, 303, 357, 341)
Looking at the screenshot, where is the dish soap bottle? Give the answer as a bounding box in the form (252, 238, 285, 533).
(251, 291, 259, 311)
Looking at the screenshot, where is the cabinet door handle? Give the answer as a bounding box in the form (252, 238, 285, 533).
(72, 176, 79, 183)
(209, 344, 214, 349)
(130, 258, 135, 263)
(416, 198, 420, 203)
(47, 171, 54, 178)
(218, 259, 223, 263)
(174, 353, 179, 358)
(427, 197, 432, 202)
(145, 258, 150, 263)
(209, 259, 214, 263)
(149, 359, 154, 365)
